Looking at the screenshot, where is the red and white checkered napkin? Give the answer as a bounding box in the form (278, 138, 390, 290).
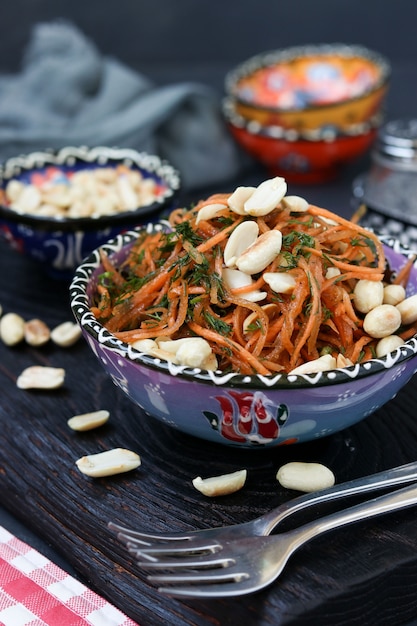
(0, 525, 139, 626)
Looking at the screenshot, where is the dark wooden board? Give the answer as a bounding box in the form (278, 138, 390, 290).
(2, 239, 417, 626)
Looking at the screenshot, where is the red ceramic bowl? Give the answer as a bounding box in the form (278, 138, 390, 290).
(224, 99, 380, 184)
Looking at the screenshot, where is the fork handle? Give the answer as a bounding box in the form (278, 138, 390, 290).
(290, 482, 417, 548)
(259, 461, 417, 535)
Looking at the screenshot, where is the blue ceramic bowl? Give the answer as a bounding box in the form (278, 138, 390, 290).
(70, 226, 417, 448)
(0, 146, 180, 279)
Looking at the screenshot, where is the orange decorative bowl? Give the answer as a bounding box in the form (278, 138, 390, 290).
(224, 98, 380, 184)
(225, 44, 390, 134)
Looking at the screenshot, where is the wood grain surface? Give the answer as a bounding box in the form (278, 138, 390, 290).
(2, 225, 417, 626)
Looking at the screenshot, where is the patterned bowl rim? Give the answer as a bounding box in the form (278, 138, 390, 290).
(70, 224, 417, 390)
(225, 43, 391, 113)
(0, 145, 181, 231)
(223, 97, 383, 142)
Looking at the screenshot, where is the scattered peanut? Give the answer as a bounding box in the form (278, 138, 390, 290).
(227, 186, 256, 215)
(75, 448, 141, 477)
(133, 336, 218, 370)
(24, 319, 50, 347)
(243, 177, 287, 216)
(376, 334, 405, 358)
(276, 462, 335, 493)
(363, 304, 402, 338)
(192, 469, 247, 497)
(222, 268, 267, 302)
(51, 321, 82, 347)
(67, 410, 110, 431)
(353, 279, 384, 314)
(243, 303, 277, 333)
(336, 354, 354, 368)
(325, 266, 341, 280)
(236, 230, 283, 275)
(0, 312, 25, 346)
(16, 365, 65, 389)
(263, 271, 296, 294)
(223, 220, 259, 268)
(196, 202, 227, 224)
(383, 284, 406, 306)
(289, 354, 336, 375)
(396, 294, 417, 325)
(282, 195, 309, 212)
(158, 337, 217, 369)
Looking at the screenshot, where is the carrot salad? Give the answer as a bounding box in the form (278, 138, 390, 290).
(91, 178, 413, 375)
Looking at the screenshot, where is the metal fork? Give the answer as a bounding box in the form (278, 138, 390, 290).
(109, 460, 417, 558)
(138, 482, 417, 598)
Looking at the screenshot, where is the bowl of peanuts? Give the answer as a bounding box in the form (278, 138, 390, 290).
(0, 145, 181, 279)
(70, 176, 417, 448)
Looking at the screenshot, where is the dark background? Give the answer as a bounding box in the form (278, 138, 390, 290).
(0, 0, 416, 119)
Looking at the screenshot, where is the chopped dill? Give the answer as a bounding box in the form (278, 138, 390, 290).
(203, 311, 232, 336)
(245, 319, 264, 333)
(175, 221, 203, 246)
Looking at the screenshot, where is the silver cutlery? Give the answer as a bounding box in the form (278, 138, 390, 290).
(137, 483, 417, 598)
(109, 460, 417, 559)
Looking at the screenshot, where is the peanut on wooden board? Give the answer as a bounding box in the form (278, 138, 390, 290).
(51, 321, 82, 347)
(276, 461, 335, 493)
(75, 448, 141, 478)
(24, 319, 51, 347)
(16, 365, 65, 390)
(0, 312, 25, 346)
(192, 469, 247, 497)
(67, 410, 110, 431)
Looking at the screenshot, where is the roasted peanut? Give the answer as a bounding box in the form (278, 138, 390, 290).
(192, 469, 247, 497)
(396, 294, 417, 325)
(196, 202, 228, 224)
(363, 304, 402, 338)
(16, 365, 65, 389)
(243, 177, 287, 216)
(263, 271, 296, 294)
(376, 335, 404, 358)
(276, 462, 335, 492)
(24, 319, 50, 347)
(227, 186, 256, 215)
(51, 321, 82, 347)
(236, 230, 282, 275)
(0, 312, 25, 346)
(67, 410, 110, 431)
(281, 195, 309, 212)
(289, 354, 336, 375)
(223, 220, 259, 268)
(383, 284, 406, 306)
(353, 279, 384, 314)
(222, 268, 267, 303)
(325, 267, 341, 280)
(75, 448, 141, 477)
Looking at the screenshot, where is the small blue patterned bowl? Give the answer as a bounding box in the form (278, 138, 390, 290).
(70, 226, 417, 448)
(0, 146, 180, 279)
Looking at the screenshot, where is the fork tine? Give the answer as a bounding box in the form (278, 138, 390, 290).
(132, 540, 221, 560)
(139, 553, 234, 570)
(157, 581, 253, 598)
(119, 534, 153, 548)
(147, 568, 249, 586)
(108, 522, 193, 543)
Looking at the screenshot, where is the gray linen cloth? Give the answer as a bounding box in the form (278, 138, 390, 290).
(0, 21, 245, 190)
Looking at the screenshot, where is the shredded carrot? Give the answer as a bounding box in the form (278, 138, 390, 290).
(90, 188, 415, 375)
